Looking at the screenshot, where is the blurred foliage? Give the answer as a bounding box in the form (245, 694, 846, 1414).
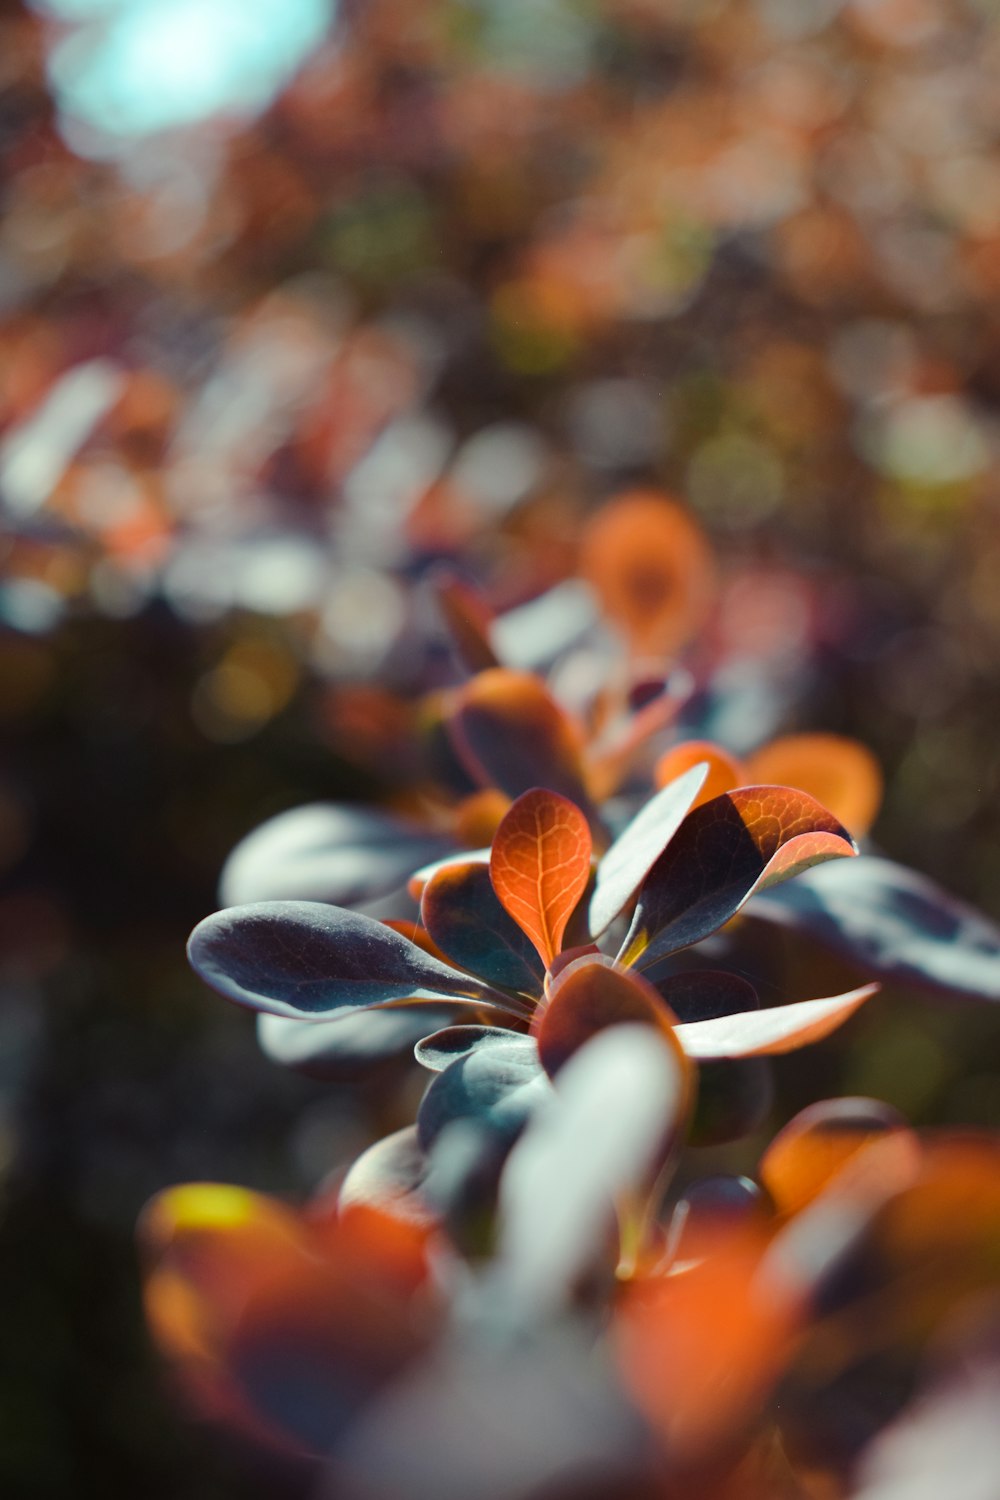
(2, 0, 1000, 1492)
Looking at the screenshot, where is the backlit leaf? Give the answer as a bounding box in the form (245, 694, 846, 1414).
(588, 762, 709, 937)
(432, 570, 501, 673)
(746, 733, 883, 839)
(615, 1223, 796, 1461)
(620, 786, 857, 970)
(188, 901, 518, 1020)
(490, 788, 593, 968)
(674, 985, 878, 1059)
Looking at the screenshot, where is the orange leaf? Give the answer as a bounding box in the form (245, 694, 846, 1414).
(654, 738, 746, 807)
(579, 489, 716, 659)
(432, 570, 500, 674)
(745, 733, 883, 839)
(490, 788, 592, 968)
(759, 1097, 917, 1218)
(616, 1224, 799, 1462)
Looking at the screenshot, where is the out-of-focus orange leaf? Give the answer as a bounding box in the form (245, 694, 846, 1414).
(579, 489, 716, 660)
(655, 739, 745, 806)
(139, 1184, 306, 1366)
(448, 668, 594, 811)
(139, 1183, 439, 1455)
(759, 1098, 917, 1218)
(489, 788, 592, 968)
(616, 1225, 800, 1461)
(432, 571, 500, 673)
(745, 734, 883, 838)
(453, 788, 510, 848)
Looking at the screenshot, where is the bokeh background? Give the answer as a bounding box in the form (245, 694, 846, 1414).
(2, 0, 1000, 1492)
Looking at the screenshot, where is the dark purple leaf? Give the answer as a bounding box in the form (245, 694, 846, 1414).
(654, 969, 759, 1023)
(750, 855, 1000, 1001)
(416, 1037, 549, 1153)
(188, 901, 517, 1020)
(620, 786, 856, 970)
(447, 668, 595, 814)
(420, 862, 544, 995)
(588, 762, 709, 937)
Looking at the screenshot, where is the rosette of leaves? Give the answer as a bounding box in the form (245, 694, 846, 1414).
(189, 773, 877, 1204)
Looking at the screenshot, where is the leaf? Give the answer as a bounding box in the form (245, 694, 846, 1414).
(338, 1126, 434, 1225)
(496, 1025, 690, 1316)
(337, 1330, 647, 1500)
(408, 847, 489, 902)
(188, 901, 520, 1021)
(653, 739, 744, 806)
(851, 1361, 1000, 1500)
(665, 1175, 767, 1265)
(532, 955, 683, 1079)
(674, 984, 878, 1059)
(578, 489, 716, 658)
(615, 1222, 795, 1462)
(257, 1004, 459, 1081)
(416, 1037, 550, 1153)
(654, 969, 759, 1023)
(414, 1025, 530, 1073)
(219, 803, 453, 908)
(750, 855, 1000, 1001)
(620, 786, 857, 970)
(452, 789, 510, 849)
(432, 569, 500, 673)
(746, 733, 883, 839)
(420, 861, 545, 995)
(447, 669, 594, 812)
(490, 578, 601, 674)
(585, 680, 691, 802)
(588, 762, 709, 937)
(758, 1097, 916, 1218)
(490, 788, 593, 968)
(221, 1218, 435, 1453)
